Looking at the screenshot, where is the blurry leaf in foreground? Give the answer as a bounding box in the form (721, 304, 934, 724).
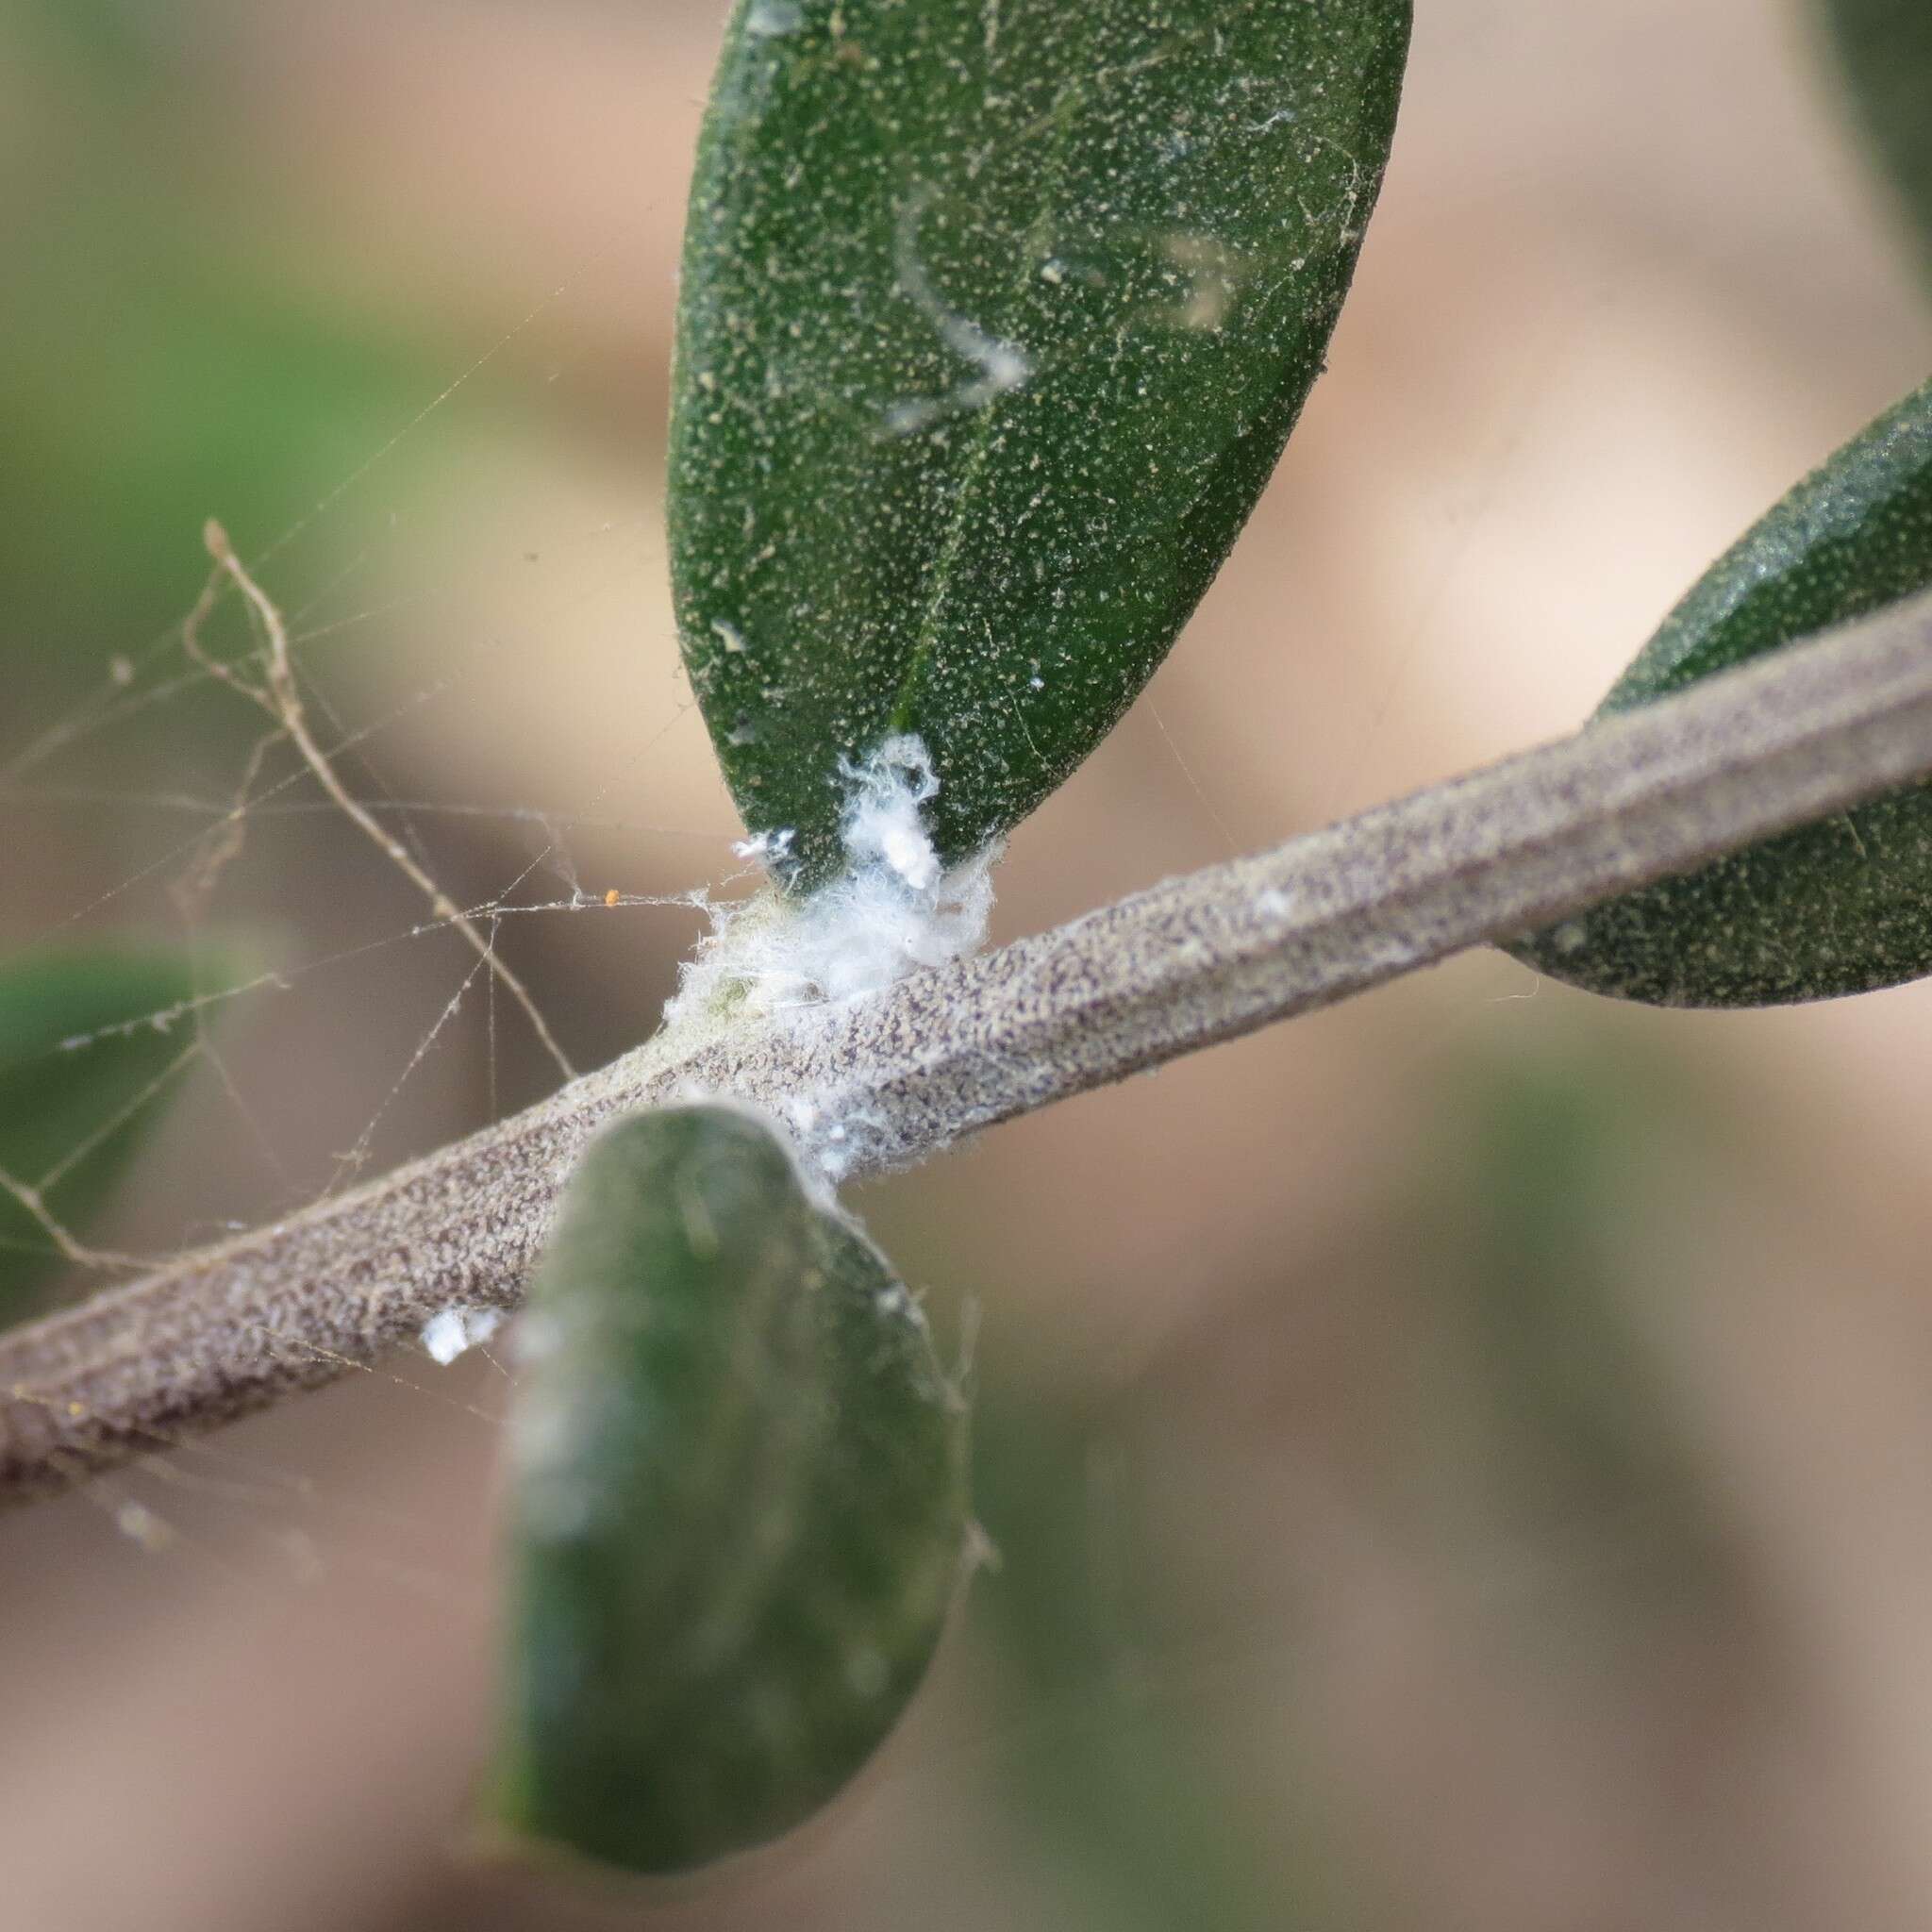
(491, 1104, 969, 1875)
(1510, 378, 1932, 1005)
(671, 0, 1412, 889)
(1820, 0, 1932, 278)
(0, 946, 204, 1318)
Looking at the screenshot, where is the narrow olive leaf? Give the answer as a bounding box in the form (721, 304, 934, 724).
(1820, 0, 1932, 275)
(0, 947, 202, 1317)
(1511, 379, 1932, 1006)
(671, 0, 1412, 890)
(490, 1105, 969, 1875)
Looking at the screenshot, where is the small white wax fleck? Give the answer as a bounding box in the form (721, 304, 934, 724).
(423, 1306, 504, 1366)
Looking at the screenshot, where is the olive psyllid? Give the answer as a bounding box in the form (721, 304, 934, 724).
(1511, 378, 1932, 1006)
(490, 1106, 970, 1874)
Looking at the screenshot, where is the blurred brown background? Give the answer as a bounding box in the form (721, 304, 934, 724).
(4, 1, 1932, 1926)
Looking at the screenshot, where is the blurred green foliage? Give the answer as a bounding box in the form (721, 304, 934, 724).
(1510, 380, 1932, 1007)
(2, 234, 439, 677)
(1420, 1038, 1741, 1626)
(1823, 0, 1932, 282)
(0, 947, 204, 1323)
(963, 1030, 1742, 1927)
(10, 0, 178, 91)
(0, 7, 449, 1329)
(973, 1374, 1363, 1932)
(0, 6, 449, 720)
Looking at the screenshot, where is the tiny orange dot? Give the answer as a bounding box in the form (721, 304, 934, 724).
(604, 889, 621, 908)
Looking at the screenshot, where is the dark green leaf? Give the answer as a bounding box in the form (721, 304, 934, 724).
(671, 0, 1412, 890)
(491, 1104, 969, 1874)
(1510, 378, 1932, 1006)
(1821, 0, 1932, 276)
(0, 947, 203, 1317)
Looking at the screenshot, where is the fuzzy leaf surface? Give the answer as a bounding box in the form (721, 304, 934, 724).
(0, 948, 201, 1320)
(671, 0, 1411, 888)
(1511, 379, 1932, 1006)
(491, 1104, 968, 1874)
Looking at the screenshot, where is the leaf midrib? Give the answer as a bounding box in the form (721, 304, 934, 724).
(887, 77, 1082, 740)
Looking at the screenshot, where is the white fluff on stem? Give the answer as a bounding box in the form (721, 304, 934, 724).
(667, 734, 999, 1028)
(421, 1305, 505, 1365)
